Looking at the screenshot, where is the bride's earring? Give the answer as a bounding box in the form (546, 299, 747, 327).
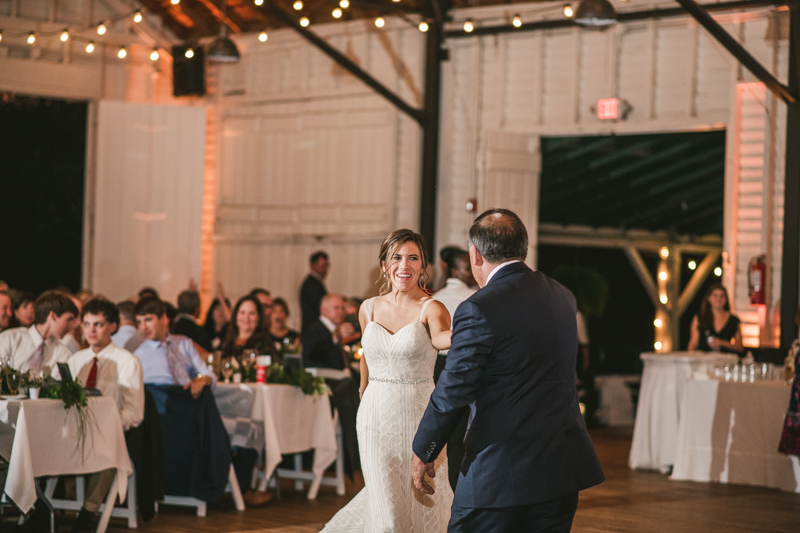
(382, 271, 387, 278)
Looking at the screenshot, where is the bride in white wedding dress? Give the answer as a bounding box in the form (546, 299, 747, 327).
(321, 229, 455, 533)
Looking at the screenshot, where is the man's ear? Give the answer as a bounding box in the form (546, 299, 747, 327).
(469, 244, 484, 268)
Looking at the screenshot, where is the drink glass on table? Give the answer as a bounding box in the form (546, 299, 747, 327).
(222, 359, 234, 383)
(6, 372, 21, 395)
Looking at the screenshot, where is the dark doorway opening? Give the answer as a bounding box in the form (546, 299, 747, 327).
(537, 130, 726, 373)
(0, 94, 88, 294)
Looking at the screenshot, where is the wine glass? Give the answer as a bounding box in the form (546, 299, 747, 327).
(222, 359, 234, 383)
(6, 372, 22, 395)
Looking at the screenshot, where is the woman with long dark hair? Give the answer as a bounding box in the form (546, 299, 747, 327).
(687, 284, 743, 353)
(202, 297, 231, 351)
(221, 295, 277, 362)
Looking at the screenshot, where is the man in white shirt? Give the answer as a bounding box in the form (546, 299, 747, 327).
(431, 248, 477, 491)
(0, 290, 77, 376)
(0, 290, 12, 332)
(67, 298, 145, 533)
(111, 300, 139, 349)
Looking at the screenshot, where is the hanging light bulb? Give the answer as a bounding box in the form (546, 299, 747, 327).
(512, 14, 522, 27)
(392, 0, 400, 2)
(654, 341, 663, 350)
(27, 32, 36, 44)
(133, 10, 143, 23)
(258, 31, 268, 42)
(418, 21, 429, 32)
(60, 29, 69, 42)
(97, 23, 107, 35)
(339, 0, 349, 8)
(563, 4, 575, 18)
(86, 41, 95, 53)
(185, 47, 194, 58)
(117, 46, 127, 59)
(293, 0, 303, 10)
(0, 30, 4, 43)
(150, 48, 160, 61)
(332, 8, 342, 18)
(375, 17, 385, 28)
(255, 0, 264, 4)
(299, 17, 310, 27)
(171, 0, 180, 5)
(463, 19, 474, 32)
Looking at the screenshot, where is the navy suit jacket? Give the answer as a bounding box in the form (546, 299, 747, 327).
(413, 262, 604, 508)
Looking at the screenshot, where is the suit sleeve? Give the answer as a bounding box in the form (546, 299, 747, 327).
(413, 300, 494, 463)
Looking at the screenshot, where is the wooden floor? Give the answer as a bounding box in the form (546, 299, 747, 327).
(13, 427, 800, 532)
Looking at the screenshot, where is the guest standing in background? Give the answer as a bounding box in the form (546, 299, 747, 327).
(300, 251, 329, 333)
(269, 297, 299, 353)
(9, 291, 35, 328)
(221, 295, 277, 363)
(687, 284, 743, 354)
(779, 308, 800, 456)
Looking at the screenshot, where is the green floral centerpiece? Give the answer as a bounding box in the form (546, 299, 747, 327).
(43, 376, 97, 459)
(267, 364, 326, 396)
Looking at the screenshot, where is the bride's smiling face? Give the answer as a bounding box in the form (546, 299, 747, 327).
(385, 241, 423, 292)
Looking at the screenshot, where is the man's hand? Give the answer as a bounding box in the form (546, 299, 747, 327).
(338, 322, 355, 339)
(184, 375, 210, 399)
(411, 453, 436, 495)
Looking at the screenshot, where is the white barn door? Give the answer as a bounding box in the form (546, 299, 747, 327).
(480, 131, 541, 268)
(88, 101, 206, 302)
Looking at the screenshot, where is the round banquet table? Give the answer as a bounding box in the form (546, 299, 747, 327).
(629, 351, 740, 472)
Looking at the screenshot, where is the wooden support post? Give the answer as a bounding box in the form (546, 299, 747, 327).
(677, 251, 721, 317)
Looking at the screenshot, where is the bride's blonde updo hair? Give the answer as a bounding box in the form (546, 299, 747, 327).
(377, 229, 430, 295)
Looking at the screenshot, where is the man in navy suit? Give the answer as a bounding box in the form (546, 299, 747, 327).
(412, 208, 604, 532)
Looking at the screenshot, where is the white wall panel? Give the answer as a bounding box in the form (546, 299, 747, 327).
(91, 101, 206, 302)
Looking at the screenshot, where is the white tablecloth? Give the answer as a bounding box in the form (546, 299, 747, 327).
(629, 351, 739, 472)
(595, 374, 639, 427)
(213, 383, 337, 487)
(671, 378, 800, 492)
(0, 397, 132, 512)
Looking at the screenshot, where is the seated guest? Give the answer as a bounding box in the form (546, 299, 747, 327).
(203, 296, 231, 351)
(0, 290, 12, 332)
(687, 284, 743, 354)
(127, 297, 215, 398)
(342, 297, 363, 346)
(302, 294, 355, 370)
(269, 298, 299, 353)
(9, 291, 36, 328)
(62, 294, 85, 354)
(67, 298, 145, 533)
(250, 288, 274, 329)
(112, 301, 138, 348)
(222, 295, 278, 363)
(173, 290, 211, 351)
(0, 290, 77, 376)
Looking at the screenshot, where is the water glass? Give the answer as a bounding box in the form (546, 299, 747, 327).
(222, 359, 234, 383)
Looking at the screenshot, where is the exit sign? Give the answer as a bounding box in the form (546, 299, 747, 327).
(597, 98, 619, 120)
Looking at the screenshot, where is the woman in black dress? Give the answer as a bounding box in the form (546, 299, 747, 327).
(221, 295, 278, 362)
(687, 284, 743, 354)
(778, 307, 800, 456)
(268, 298, 300, 354)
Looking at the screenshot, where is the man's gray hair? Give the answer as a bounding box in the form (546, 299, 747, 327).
(468, 208, 528, 263)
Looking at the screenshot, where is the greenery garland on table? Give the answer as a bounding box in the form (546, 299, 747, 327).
(42, 377, 97, 459)
(266, 364, 327, 396)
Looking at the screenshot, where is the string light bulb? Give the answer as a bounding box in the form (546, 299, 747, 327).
(27, 32, 35, 45)
(332, 8, 342, 18)
(258, 31, 268, 42)
(513, 14, 522, 27)
(60, 29, 69, 42)
(564, 4, 575, 18)
(97, 23, 107, 35)
(688, 260, 697, 270)
(299, 17, 310, 27)
(392, 0, 400, 2)
(714, 266, 722, 277)
(339, 0, 349, 7)
(660, 247, 669, 259)
(255, 0, 264, 4)
(658, 272, 667, 281)
(150, 48, 160, 61)
(654, 318, 662, 327)
(133, 11, 143, 23)
(0, 30, 3, 43)
(654, 341, 663, 350)
(463, 19, 474, 32)
(418, 21, 429, 32)
(375, 17, 385, 28)
(171, 0, 180, 5)
(293, 0, 303, 10)
(117, 46, 127, 59)
(660, 295, 668, 304)
(185, 47, 194, 58)
(86, 41, 95, 53)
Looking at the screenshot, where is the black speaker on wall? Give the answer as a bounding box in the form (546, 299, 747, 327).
(172, 45, 205, 97)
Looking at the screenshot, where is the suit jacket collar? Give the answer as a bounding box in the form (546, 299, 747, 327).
(486, 261, 530, 285)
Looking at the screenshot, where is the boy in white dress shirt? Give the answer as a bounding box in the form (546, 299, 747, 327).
(67, 298, 145, 533)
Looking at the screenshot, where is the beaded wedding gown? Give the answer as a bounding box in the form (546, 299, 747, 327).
(321, 297, 453, 532)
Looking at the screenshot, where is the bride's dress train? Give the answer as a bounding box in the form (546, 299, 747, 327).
(321, 297, 453, 532)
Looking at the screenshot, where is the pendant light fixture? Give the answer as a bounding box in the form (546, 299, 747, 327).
(208, 0, 241, 62)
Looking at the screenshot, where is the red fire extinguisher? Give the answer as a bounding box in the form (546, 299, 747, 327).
(748, 255, 767, 305)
